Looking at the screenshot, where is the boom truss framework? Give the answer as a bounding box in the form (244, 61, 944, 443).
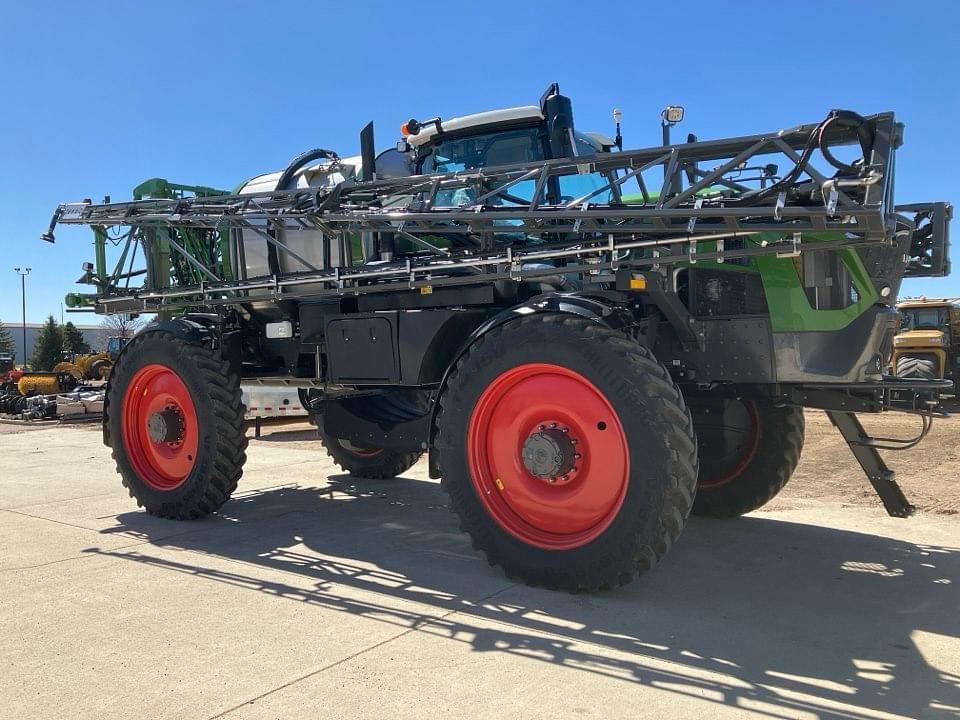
(46, 111, 949, 313)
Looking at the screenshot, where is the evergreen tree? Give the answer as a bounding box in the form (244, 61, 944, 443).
(0, 319, 14, 356)
(29, 316, 63, 371)
(62, 321, 91, 355)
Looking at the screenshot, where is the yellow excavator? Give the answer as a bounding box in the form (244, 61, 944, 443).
(893, 297, 960, 380)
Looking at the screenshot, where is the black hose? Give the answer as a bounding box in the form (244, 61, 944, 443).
(744, 116, 829, 203)
(736, 109, 872, 205)
(275, 148, 340, 192)
(818, 110, 874, 175)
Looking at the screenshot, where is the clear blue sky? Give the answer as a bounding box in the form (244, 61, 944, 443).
(1, 1, 958, 323)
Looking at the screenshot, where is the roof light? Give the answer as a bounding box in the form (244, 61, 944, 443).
(662, 106, 684, 124)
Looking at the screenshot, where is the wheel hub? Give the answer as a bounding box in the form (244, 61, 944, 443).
(146, 406, 185, 445)
(522, 425, 577, 483)
(466, 363, 629, 549)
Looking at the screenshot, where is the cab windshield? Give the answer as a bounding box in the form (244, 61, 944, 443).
(419, 127, 544, 175)
(420, 128, 612, 206)
(901, 307, 948, 330)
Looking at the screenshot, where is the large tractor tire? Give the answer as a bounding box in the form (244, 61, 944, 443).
(105, 330, 247, 519)
(687, 395, 804, 518)
(436, 314, 698, 592)
(896, 356, 937, 380)
(313, 391, 426, 479)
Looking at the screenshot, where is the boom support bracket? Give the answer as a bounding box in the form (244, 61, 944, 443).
(826, 410, 915, 518)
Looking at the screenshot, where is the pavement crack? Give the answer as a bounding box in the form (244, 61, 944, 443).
(207, 583, 518, 720)
(2, 490, 120, 511)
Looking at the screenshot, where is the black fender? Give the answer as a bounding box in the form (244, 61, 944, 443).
(102, 315, 220, 447)
(426, 292, 636, 478)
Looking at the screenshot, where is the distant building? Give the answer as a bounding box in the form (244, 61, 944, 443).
(5, 323, 109, 365)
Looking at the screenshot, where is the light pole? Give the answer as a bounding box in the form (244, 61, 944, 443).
(13, 267, 31, 367)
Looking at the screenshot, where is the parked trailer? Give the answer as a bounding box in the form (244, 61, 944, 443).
(241, 385, 308, 420)
(45, 84, 952, 590)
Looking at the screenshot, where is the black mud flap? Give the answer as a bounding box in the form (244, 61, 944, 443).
(321, 398, 430, 454)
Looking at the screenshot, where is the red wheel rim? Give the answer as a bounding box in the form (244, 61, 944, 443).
(338, 439, 383, 458)
(121, 364, 198, 490)
(697, 400, 760, 489)
(467, 363, 629, 550)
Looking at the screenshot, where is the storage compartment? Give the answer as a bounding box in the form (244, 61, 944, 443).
(326, 315, 399, 384)
(321, 309, 489, 386)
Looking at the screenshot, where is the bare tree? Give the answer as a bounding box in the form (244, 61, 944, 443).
(99, 314, 145, 342)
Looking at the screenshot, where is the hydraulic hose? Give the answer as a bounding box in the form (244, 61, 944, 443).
(817, 110, 874, 175)
(740, 109, 873, 205)
(275, 148, 340, 191)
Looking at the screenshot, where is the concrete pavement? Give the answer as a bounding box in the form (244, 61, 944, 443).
(1, 424, 958, 719)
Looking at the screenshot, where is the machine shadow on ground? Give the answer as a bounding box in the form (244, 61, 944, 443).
(94, 475, 960, 719)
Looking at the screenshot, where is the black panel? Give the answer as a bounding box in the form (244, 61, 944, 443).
(773, 305, 897, 382)
(299, 298, 347, 344)
(326, 315, 399, 384)
(321, 399, 429, 453)
(357, 284, 496, 312)
(659, 317, 777, 383)
(397, 309, 489, 385)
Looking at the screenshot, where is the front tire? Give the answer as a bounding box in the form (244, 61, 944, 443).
(106, 331, 247, 519)
(896, 356, 937, 379)
(688, 395, 804, 518)
(436, 315, 698, 592)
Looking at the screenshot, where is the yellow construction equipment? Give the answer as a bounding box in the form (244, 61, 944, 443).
(57, 352, 114, 380)
(52, 361, 83, 379)
(893, 297, 960, 380)
(17, 373, 62, 396)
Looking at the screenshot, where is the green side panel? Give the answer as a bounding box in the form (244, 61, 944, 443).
(753, 232, 879, 332)
(656, 230, 878, 333)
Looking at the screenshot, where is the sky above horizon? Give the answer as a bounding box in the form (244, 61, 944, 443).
(1, 1, 958, 322)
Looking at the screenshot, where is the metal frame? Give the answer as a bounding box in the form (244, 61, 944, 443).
(48, 110, 938, 314)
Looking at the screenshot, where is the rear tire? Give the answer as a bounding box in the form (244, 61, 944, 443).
(896, 356, 937, 379)
(315, 428, 422, 479)
(436, 314, 698, 592)
(688, 395, 804, 518)
(313, 391, 425, 478)
(106, 331, 247, 519)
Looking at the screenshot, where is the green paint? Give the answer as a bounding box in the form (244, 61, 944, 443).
(663, 231, 878, 332)
(93, 226, 107, 280)
(753, 232, 878, 332)
(132, 178, 228, 200)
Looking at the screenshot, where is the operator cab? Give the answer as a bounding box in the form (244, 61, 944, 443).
(399, 84, 620, 206)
